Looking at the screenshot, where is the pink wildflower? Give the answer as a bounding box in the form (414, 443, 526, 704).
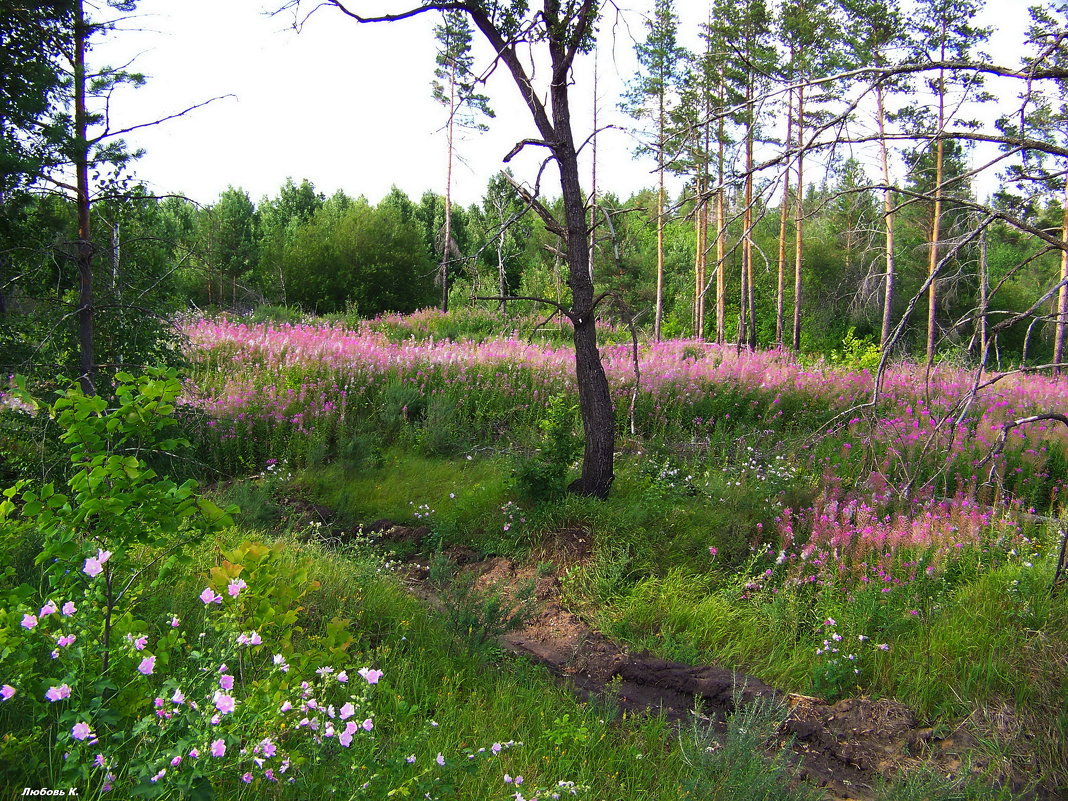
(227, 578, 247, 597)
(138, 656, 156, 675)
(62, 602, 76, 616)
(358, 667, 383, 684)
(71, 721, 92, 740)
(40, 600, 58, 617)
(21, 614, 37, 630)
(45, 684, 71, 702)
(1, 684, 15, 700)
(199, 587, 222, 605)
(210, 739, 226, 757)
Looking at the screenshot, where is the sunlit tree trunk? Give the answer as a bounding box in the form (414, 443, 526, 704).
(791, 85, 805, 352)
(776, 87, 794, 346)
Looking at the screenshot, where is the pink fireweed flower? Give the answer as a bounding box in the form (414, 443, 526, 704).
(40, 600, 58, 617)
(45, 684, 71, 702)
(138, 656, 156, 675)
(62, 601, 76, 616)
(210, 739, 226, 757)
(71, 722, 92, 741)
(213, 692, 236, 715)
(227, 578, 247, 597)
(219, 674, 234, 691)
(199, 587, 222, 605)
(358, 667, 383, 684)
(1, 684, 15, 700)
(21, 614, 37, 630)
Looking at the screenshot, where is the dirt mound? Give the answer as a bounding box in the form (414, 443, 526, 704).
(452, 554, 1021, 801)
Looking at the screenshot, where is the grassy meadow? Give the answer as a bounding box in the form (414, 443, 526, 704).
(1, 306, 1066, 798)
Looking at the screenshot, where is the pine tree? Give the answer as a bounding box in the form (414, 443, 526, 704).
(622, 0, 689, 341)
(432, 11, 493, 312)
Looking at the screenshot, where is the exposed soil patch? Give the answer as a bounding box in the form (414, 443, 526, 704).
(320, 519, 1043, 800)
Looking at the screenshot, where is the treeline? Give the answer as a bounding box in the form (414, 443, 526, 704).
(6, 0, 1068, 383)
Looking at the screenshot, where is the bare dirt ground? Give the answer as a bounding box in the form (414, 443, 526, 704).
(323, 518, 1045, 801)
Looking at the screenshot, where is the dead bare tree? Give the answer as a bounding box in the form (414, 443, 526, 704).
(276, 0, 617, 498)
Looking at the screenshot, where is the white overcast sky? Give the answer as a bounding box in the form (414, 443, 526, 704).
(98, 0, 1027, 209)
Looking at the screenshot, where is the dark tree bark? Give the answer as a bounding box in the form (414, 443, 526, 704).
(284, 0, 615, 497)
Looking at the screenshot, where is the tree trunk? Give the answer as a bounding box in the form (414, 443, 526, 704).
(715, 93, 726, 345)
(926, 113, 945, 372)
(1054, 176, 1068, 373)
(776, 87, 794, 345)
(792, 85, 805, 353)
(441, 61, 456, 313)
(74, 0, 95, 395)
(654, 92, 666, 342)
(877, 80, 896, 349)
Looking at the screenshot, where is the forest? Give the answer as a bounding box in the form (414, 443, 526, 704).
(1, 0, 1067, 799)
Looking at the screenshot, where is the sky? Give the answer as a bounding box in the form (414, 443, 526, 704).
(98, 0, 657, 208)
(96, 0, 1028, 210)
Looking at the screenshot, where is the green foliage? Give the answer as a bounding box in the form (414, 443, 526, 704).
(680, 700, 823, 801)
(429, 557, 533, 652)
(827, 327, 882, 372)
(512, 395, 582, 502)
(282, 197, 436, 315)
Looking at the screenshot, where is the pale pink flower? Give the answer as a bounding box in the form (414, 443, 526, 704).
(338, 731, 353, 747)
(358, 667, 383, 684)
(71, 721, 92, 740)
(336, 670, 348, 683)
(436, 753, 445, 766)
(362, 718, 373, 731)
(150, 768, 166, 783)
(133, 636, 148, 651)
(45, 684, 71, 702)
(169, 616, 180, 627)
(213, 692, 236, 715)
(227, 578, 247, 597)
(1, 684, 15, 700)
(137, 656, 156, 675)
(280, 700, 292, 712)
(56, 634, 76, 648)
(171, 689, 185, 704)
(210, 739, 226, 757)
(62, 602, 76, 616)
(40, 600, 58, 617)
(199, 587, 222, 605)
(339, 702, 355, 720)
(241, 772, 253, 783)
(20, 614, 37, 630)
(170, 755, 182, 767)
(219, 674, 234, 691)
